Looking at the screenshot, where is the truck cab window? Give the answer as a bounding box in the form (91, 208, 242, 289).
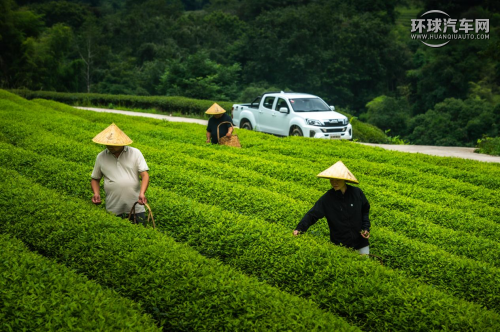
(275, 98, 288, 112)
(290, 98, 330, 112)
(263, 97, 276, 109)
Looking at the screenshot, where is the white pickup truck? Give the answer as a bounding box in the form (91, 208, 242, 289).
(232, 91, 352, 139)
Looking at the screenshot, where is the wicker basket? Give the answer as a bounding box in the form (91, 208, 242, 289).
(217, 121, 241, 148)
(129, 202, 156, 228)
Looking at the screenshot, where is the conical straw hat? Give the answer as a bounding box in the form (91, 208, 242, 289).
(317, 161, 359, 184)
(205, 103, 226, 115)
(92, 123, 133, 146)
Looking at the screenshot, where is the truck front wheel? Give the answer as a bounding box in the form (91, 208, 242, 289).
(241, 120, 253, 131)
(290, 127, 303, 137)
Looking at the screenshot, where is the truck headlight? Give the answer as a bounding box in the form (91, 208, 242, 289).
(306, 119, 323, 126)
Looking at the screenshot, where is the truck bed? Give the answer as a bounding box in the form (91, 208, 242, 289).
(236, 103, 259, 109)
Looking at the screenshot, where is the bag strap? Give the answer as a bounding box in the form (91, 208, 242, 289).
(217, 121, 234, 141)
(129, 202, 155, 228)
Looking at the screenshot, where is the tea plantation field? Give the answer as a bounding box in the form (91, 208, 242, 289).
(1, 90, 499, 331)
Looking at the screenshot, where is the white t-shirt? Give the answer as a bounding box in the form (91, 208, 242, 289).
(91, 146, 149, 215)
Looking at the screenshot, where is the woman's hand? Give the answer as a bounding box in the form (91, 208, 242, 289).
(360, 230, 370, 239)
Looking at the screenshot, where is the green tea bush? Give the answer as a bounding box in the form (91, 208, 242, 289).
(351, 117, 389, 143)
(2, 95, 500, 312)
(2, 150, 500, 330)
(31, 95, 500, 195)
(4, 113, 499, 267)
(10, 89, 389, 143)
(0, 167, 356, 332)
(476, 136, 500, 156)
(9, 89, 233, 117)
(0, 234, 160, 332)
(33, 93, 500, 190)
(2, 90, 500, 329)
(10, 101, 498, 247)
(2, 132, 498, 325)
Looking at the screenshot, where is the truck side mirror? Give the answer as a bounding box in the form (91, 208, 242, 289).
(279, 107, 289, 114)
(329, 105, 335, 111)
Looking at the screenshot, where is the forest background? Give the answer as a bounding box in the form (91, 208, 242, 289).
(1, 0, 500, 147)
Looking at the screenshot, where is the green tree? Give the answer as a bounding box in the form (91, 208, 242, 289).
(76, 17, 107, 92)
(407, 42, 489, 115)
(236, 2, 407, 111)
(158, 50, 241, 100)
(406, 97, 498, 146)
(170, 10, 246, 65)
(22, 23, 78, 91)
(29, 1, 92, 30)
(406, 6, 500, 115)
(0, 0, 45, 88)
(236, 83, 284, 103)
(101, 0, 182, 66)
(362, 95, 411, 136)
(422, 0, 500, 17)
(181, 0, 209, 11)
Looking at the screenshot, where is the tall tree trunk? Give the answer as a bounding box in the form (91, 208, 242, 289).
(79, 36, 93, 93)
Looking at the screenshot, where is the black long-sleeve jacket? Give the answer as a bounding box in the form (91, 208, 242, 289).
(295, 185, 370, 249)
(206, 114, 233, 144)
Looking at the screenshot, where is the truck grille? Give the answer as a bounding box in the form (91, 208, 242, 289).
(321, 119, 345, 127)
(320, 128, 345, 133)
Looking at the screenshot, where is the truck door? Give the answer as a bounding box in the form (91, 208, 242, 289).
(258, 96, 276, 133)
(269, 97, 290, 136)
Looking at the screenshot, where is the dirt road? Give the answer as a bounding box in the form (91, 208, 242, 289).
(76, 107, 500, 163)
(359, 143, 500, 163)
(75, 106, 209, 125)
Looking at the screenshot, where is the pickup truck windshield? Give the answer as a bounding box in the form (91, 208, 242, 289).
(289, 98, 330, 112)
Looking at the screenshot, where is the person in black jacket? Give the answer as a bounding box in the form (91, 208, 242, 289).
(205, 103, 233, 144)
(293, 161, 371, 254)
